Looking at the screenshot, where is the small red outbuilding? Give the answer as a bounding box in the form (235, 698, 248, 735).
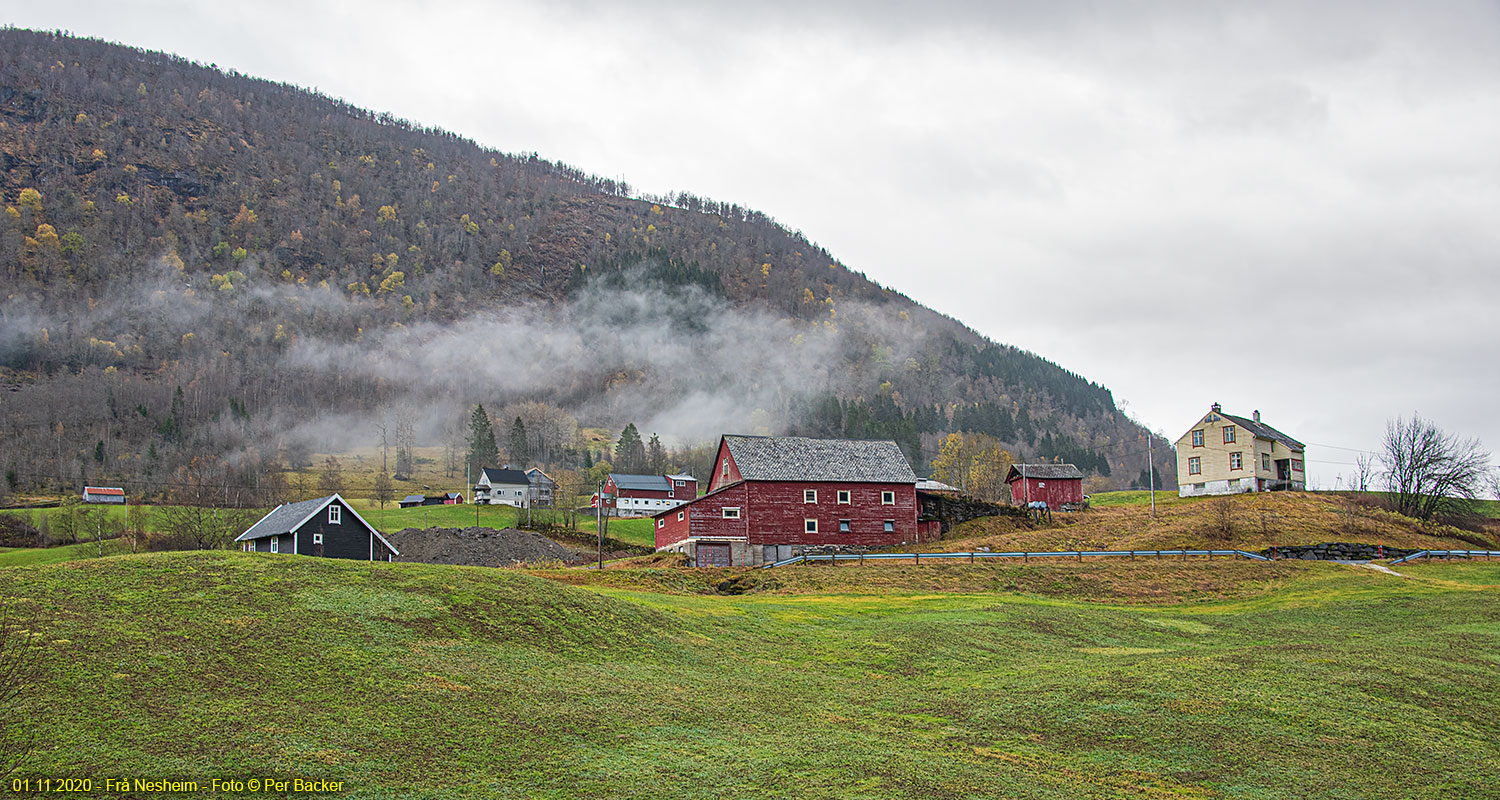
(1006, 464, 1085, 509)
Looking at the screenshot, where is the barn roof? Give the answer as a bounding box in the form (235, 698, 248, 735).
(916, 478, 960, 493)
(1007, 464, 1086, 481)
(723, 435, 917, 483)
(1221, 413, 1305, 450)
(235, 493, 399, 555)
(611, 473, 671, 492)
(666, 473, 697, 482)
(83, 486, 125, 495)
(480, 467, 530, 485)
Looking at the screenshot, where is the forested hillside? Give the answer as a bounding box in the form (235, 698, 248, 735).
(0, 29, 1172, 500)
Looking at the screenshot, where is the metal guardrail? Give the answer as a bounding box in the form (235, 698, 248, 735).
(1388, 550, 1500, 565)
(761, 549, 1271, 568)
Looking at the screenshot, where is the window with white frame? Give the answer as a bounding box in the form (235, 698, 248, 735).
(1224, 426, 1236, 444)
(677, 511, 685, 521)
(883, 520, 895, 533)
(722, 507, 741, 519)
(722, 458, 729, 478)
(838, 519, 850, 533)
(804, 489, 817, 503)
(328, 505, 341, 524)
(270, 538, 279, 554)
(804, 519, 818, 533)
(312, 533, 323, 545)
(1192, 429, 1204, 447)
(657, 519, 664, 528)
(1188, 456, 1201, 475)
(1230, 452, 1243, 470)
(837, 490, 850, 504)
(881, 491, 895, 505)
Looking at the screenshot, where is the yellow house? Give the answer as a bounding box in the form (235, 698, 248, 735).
(1176, 403, 1305, 497)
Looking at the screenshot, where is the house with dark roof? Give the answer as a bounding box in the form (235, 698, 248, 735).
(1005, 464, 1086, 509)
(235, 494, 399, 561)
(603, 472, 697, 516)
(398, 494, 426, 509)
(1175, 403, 1305, 496)
(653, 435, 918, 567)
(473, 467, 531, 506)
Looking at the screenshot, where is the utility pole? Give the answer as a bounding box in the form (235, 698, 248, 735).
(1148, 436, 1157, 519)
(596, 480, 604, 570)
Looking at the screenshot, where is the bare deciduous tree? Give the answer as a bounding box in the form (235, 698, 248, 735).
(1381, 414, 1496, 520)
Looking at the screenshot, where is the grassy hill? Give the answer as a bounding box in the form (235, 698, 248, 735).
(3, 551, 1499, 798)
(928, 491, 1498, 555)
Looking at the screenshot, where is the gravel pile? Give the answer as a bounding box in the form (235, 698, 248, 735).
(389, 526, 581, 567)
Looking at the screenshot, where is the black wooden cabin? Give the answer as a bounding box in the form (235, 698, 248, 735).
(236, 494, 399, 561)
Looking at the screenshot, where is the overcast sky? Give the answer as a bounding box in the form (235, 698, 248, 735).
(8, 1, 1500, 487)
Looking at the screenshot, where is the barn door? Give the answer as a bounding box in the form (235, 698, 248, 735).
(696, 543, 732, 567)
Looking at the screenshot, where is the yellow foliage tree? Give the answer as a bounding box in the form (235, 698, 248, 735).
(931, 433, 1014, 502)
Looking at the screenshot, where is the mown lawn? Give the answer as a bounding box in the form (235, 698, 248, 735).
(2, 553, 1498, 798)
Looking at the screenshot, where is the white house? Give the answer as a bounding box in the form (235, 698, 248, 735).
(473, 467, 531, 506)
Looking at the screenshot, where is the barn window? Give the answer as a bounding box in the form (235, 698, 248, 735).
(1224, 426, 1236, 444)
(805, 519, 818, 533)
(675, 480, 684, 486)
(329, 505, 341, 524)
(312, 533, 323, 545)
(838, 519, 850, 533)
(271, 538, 279, 554)
(657, 519, 664, 529)
(722, 507, 741, 519)
(804, 489, 817, 503)
(881, 491, 895, 505)
(1230, 452, 1243, 470)
(722, 458, 729, 478)
(1188, 456, 1201, 475)
(1192, 430, 1204, 447)
(837, 490, 850, 504)
(883, 520, 895, 533)
(677, 511, 685, 521)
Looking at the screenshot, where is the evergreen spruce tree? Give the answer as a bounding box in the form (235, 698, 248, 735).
(467, 405, 499, 477)
(615, 423, 645, 473)
(646, 433, 667, 475)
(509, 417, 529, 465)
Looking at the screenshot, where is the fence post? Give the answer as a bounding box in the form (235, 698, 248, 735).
(1077, 551, 1082, 563)
(915, 552, 919, 565)
(1024, 552, 1028, 564)
(860, 552, 864, 566)
(970, 552, 974, 564)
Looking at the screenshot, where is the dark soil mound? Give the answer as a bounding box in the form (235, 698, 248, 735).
(389, 526, 581, 567)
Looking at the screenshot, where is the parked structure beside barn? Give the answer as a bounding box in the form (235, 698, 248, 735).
(653, 435, 918, 566)
(235, 494, 399, 561)
(81, 486, 126, 504)
(1005, 464, 1086, 509)
(604, 473, 698, 516)
(1175, 403, 1305, 496)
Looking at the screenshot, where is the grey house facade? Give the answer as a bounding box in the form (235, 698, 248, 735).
(236, 494, 399, 561)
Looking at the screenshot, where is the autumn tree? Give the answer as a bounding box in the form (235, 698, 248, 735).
(318, 456, 344, 495)
(930, 432, 1014, 503)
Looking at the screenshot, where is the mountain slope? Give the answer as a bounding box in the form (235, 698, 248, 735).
(0, 29, 1170, 497)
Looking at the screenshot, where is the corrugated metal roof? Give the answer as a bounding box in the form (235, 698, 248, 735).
(83, 486, 125, 495)
(610, 473, 671, 491)
(400, 495, 425, 504)
(1221, 413, 1305, 450)
(665, 473, 697, 482)
(1008, 464, 1086, 480)
(723, 435, 917, 483)
(916, 479, 960, 493)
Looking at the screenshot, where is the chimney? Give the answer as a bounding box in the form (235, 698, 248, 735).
(1253, 410, 1261, 423)
(1211, 402, 1221, 413)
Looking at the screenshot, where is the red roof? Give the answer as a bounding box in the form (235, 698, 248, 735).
(84, 486, 125, 495)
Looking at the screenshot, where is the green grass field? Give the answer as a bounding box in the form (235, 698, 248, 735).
(2, 552, 1498, 798)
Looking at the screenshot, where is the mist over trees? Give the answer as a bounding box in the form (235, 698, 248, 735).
(0, 29, 1161, 500)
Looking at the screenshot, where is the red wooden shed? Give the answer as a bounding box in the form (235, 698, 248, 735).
(1006, 464, 1085, 509)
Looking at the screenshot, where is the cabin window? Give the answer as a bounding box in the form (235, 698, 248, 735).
(1188, 456, 1201, 475)
(1192, 430, 1204, 447)
(270, 538, 279, 554)
(881, 491, 895, 505)
(838, 519, 850, 533)
(722, 507, 741, 519)
(804, 489, 817, 503)
(837, 490, 850, 504)
(312, 533, 324, 545)
(328, 505, 341, 524)
(805, 519, 818, 534)
(883, 520, 895, 533)
(677, 511, 685, 521)
(1230, 452, 1243, 470)
(1223, 426, 1236, 444)
(1262, 453, 1271, 471)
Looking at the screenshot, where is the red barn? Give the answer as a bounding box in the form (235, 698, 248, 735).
(604, 473, 698, 516)
(1006, 464, 1086, 509)
(653, 434, 919, 567)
